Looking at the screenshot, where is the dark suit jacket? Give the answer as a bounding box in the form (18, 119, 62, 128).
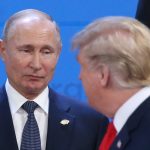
(98, 97, 150, 150)
(136, 0, 150, 28)
(0, 86, 105, 150)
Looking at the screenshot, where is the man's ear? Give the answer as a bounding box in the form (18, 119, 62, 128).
(97, 64, 110, 87)
(0, 39, 6, 61)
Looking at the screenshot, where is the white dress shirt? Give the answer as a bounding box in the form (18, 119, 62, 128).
(114, 86, 150, 134)
(5, 80, 49, 150)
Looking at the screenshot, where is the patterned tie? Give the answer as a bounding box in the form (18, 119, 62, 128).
(20, 101, 41, 150)
(99, 122, 117, 150)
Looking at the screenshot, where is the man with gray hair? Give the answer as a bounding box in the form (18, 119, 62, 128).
(72, 16, 150, 150)
(0, 9, 106, 150)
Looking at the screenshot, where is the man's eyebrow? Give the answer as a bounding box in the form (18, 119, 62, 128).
(16, 44, 34, 49)
(16, 44, 56, 51)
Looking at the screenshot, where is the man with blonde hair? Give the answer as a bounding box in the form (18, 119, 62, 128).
(72, 16, 150, 150)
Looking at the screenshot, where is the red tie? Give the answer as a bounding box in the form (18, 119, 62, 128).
(99, 122, 117, 150)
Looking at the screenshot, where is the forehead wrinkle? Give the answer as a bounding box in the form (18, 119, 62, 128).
(6, 15, 55, 40)
(8, 20, 54, 41)
(4, 14, 61, 52)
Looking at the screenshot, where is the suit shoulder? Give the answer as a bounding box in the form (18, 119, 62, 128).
(49, 88, 105, 120)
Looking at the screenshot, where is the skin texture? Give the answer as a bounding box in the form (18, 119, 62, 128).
(0, 17, 60, 99)
(77, 52, 101, 108)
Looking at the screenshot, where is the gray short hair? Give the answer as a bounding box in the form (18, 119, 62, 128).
(2, 9, 62, 51)
(72, 16, 150, 88)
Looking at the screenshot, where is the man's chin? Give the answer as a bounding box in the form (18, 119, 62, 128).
(22, 87, 43, 99)
(25, 84, 45, 94)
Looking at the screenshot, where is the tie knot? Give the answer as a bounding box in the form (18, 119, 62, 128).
(22, 101, 38, 114)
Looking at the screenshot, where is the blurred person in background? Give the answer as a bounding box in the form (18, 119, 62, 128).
(136, 0, 150, 28)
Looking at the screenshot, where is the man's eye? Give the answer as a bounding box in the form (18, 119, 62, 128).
(19, 49, 31, 53)
(23, 49, 30, 52)
(42, 49, 54, 54)
(43, 51, 50, 54)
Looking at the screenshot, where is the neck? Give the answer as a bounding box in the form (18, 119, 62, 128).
(98, 87, 142, 118)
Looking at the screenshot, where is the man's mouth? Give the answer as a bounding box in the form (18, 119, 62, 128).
(25, 75, 44, 80)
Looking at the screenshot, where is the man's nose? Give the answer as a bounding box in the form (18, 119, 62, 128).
(30, 53, 42, 71)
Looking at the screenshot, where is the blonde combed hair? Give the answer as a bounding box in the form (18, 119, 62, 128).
(72, 16, 150, 88)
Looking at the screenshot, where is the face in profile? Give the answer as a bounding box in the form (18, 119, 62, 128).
(78, 52, 100, 107)
(1, 19, 60, 99)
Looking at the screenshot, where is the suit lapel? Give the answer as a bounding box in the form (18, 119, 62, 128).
(110, 126, 129, 150)
(96, 118, 109, 150)
(46, 89, 75, 150)
(0, 86, 18, 150)
(110, 97, 150, 150)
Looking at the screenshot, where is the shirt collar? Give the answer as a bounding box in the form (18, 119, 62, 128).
(5, 79, 49, 116)
(114, 86, 150, 133)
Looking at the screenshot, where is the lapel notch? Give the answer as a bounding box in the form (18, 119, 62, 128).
(46, 88, 75, 150)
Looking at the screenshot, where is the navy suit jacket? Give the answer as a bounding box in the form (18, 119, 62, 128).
(136, 0, 150, 28)
(0, 86, 105, 150)
(97, 97, 150, 150)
